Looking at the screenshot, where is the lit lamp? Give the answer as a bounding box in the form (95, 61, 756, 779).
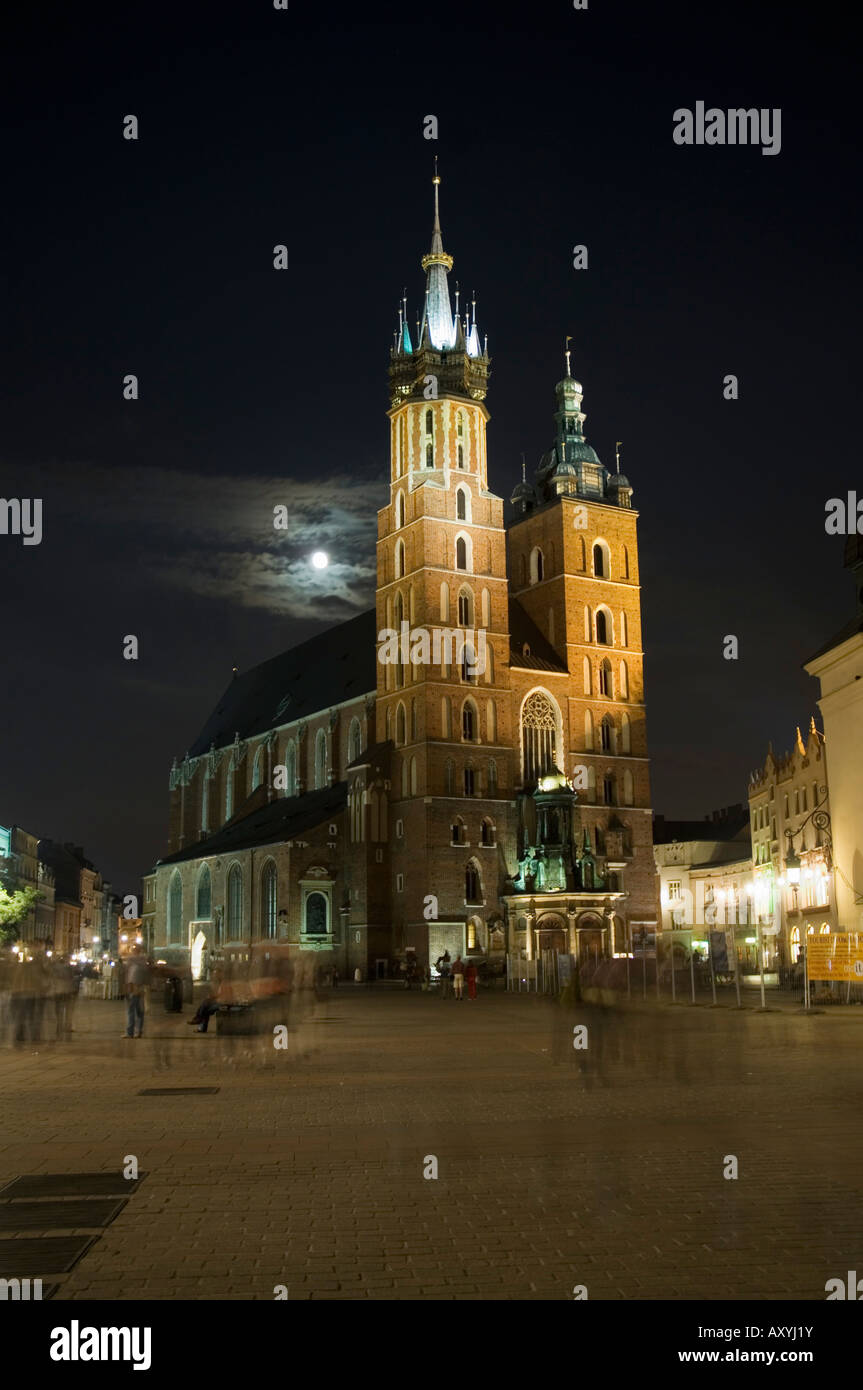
(785, 846, 801, 887)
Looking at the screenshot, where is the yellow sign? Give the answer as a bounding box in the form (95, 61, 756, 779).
(807, 932, 863, 982)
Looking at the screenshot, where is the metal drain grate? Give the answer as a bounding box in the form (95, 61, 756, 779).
(0, 1200, 127, 1231)
(0, 1237, 98, 1276)
(138, 1086, 220, 1095)
(0, 1173, 146, 1199)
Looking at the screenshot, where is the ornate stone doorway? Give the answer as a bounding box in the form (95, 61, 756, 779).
(536, 912, 567, 956)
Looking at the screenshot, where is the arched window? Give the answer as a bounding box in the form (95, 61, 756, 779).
(425, 408, 433, 436)
(457, 586, 473, 626)
(620, 611, 628, 646)
(396, 491, 406, 528)
(261, 860, 277, 939)
(441, 696, 452, 738)
(457, 410, 464, 438)
(455, 535, 469, 570)
(596, 609, 610, 645)
(426, 443, 433, 468)
(252, 746, 263, 791)
(462, 700, 477, 741)
(584, 606, 591, 641)
(485, 642, 495, 684)
(486, 699, 497, 742)
(465, 861, 481, 903)
(600, 715, 613, 752)
(481, 817, 496, 846)
(440, 581, 449, 622)
(481, 588, 490, 627)
(395, 539, 405, 579)
(621, 711, 631, 754)
(457, 444, 465, 470)
(195, 864, 211, 920)
(226, 864, 243, 940)
(315, 728, 328, 788)
(396, 702, 407, 746)
(585, 709, 594, 749)
(583, 656, 592, 696)
(530, 546, 544, 584)
(790, 925, 800, 963)
(620, 660, 629, 699)
(593, 540, 610, 578)
(285, 741, 297, 796)
(348, 717, 362, 764)
(305, 891, 328, 936)
(602, 774, 615, 806)
(521, 690, 560, 783)
(599, 659, 613, 697)
(461, 638, 477, 684)
(456, 486, 468, 520)
(168, 870, 183, 944)
(451, 817, 466, 845)
(201, 773, 210, 832)
(623, 770, 634, 805)
(488, 758, 498, 795)
(444, 759, 454, 795)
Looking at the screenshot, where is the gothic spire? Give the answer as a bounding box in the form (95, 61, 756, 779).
(419, 162, 455, 350)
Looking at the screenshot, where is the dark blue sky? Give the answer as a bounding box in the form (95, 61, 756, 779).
(1, 0, 859, 890)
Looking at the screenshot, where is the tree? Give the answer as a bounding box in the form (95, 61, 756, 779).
(0, 884, 40, 945)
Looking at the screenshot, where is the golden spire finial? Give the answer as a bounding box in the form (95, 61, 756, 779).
(616, 440, 623, 470)
(565, 334, 572, 377)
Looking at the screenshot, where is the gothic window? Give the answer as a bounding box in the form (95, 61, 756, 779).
(457, 444, 465, 469)
(458, 587, 473, 626)
(445, 758, 455, 795)
(305, 891, 328, 936)
(584, 606, 591, 642)
(196, 864, 211, 920)
(456, 535, 469, 570)
(486, 699, 497, 742)
(596, 609, 610, 645)
(620, 611, 628, 646)
(599, 659, 613, 697)
(426, 443, 433, 468)
(462, 700, 477, 741)
(396, 702, 407, 746)
(481, 588, 490, 627)
(440, 581, 449, 622)
(465, 861, 481, 902)
(261, 860, 277, 939)
(481, 818, 496, 846)
(168, 870, 183, 945)
(226, 864, 243, 940)
(485, 642, 494, 684)
(451, 817, 466, 845)
(585, 709, 594, 749)
(621, 711, 632, 754)
(619, 660, 628, 699)
(425, 408, 433, 436)
(583, 656, 592, 696)
(348, 717, 362, 764)
(521, 690, 560, 783)
(395, 539, 405, 579)
(442, 696, 452, 738)
(457, 410, 464, 438)
(456, 487, 468, 520)
(530, 546, 544, 584)
(602, 775, 615, 806)
(464, 766, 476, 796)
(461, 639, 477, 683)
(600, 715, 613, 752)
(396, 491, 406, 528)
(252, 746, 263, 791)
(315, 729, 327, 788)
(593, 541, 610, 578)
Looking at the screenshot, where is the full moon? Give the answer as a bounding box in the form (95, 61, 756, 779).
(311, 551, 329, 570)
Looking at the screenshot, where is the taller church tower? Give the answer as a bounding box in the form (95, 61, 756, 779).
(376, 172, 517, 960)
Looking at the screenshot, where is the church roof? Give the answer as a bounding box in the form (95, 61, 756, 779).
(508, 598, 568, 672)
(188, 609, 377, 757)
(804, 614, 863, 665)
(158, 781, 349, 865)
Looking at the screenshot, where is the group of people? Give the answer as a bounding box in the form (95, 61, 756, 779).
(434, 951, 479, 999)
(0, 948, 80, 1047)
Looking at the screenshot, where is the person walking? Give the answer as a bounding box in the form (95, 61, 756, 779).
(436, 951, 452, 999)
(465, 960, 478, 1000)
(452, 955, 466, 1000)
(123, 947, 151, 1038)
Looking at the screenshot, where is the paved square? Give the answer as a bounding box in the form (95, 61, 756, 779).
(1, 988, 861, 1300)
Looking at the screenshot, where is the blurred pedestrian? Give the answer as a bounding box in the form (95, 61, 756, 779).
(452, 955, 465, 1000)
(465, 960, 478, 1000)
(123, 946, 151, 1038)
(436, 951, 452, 999)
(50, 956, 78, 1041)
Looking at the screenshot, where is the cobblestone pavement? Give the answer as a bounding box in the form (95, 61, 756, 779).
(0, 987, 861, 1301)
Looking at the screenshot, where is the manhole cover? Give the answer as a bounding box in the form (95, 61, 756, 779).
(0, 1236, 98, 1276)
(138, 1087, 220, 1095)
(0, 1173, 146, 1199)
(0, 1200, 127, 1231)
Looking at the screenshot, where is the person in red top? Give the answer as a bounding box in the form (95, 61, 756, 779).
(465, 961, 478, 1000)
(452, 956, 466, 999)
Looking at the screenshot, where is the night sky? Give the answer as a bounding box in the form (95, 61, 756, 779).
(1, 0, 858, 894)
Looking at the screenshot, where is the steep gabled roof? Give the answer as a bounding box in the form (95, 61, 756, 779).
(188, 610, 377, 756)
